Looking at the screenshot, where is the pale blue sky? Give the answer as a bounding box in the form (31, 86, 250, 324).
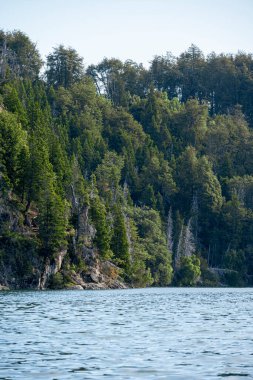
(1, 0, 253, 67)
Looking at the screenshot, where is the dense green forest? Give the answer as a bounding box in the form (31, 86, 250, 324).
(1, 30, 253, 289)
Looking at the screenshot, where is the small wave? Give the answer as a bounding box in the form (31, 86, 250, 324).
(218, 373, 249, 377)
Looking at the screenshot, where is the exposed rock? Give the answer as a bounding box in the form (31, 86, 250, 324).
(66, 271, 86, 288)
(0, 200, 23, 235)
(89, 271, 100, 283)
(0, 284, 9, 291)
(109, 280, 127, 289)
(79, 253, 127, 290)
(78, 205, 96, 247)
(38, 249, 67, 289)
(0, 186, 127, 291)
(210, 268, 238, 276)
(66, 284, 83, 290)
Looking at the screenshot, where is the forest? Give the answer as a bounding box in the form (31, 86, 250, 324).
(1, 30, 253, 289)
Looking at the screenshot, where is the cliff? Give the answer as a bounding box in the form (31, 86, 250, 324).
(0, 190, 126, 291)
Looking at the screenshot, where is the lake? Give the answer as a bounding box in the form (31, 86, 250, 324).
(0, 288, 253, 379)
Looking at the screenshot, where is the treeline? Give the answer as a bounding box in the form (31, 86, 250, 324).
(1, 30, 253, 287)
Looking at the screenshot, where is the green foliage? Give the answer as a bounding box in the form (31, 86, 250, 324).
(123, 214, 153, 287)
(48, 272, 65, 289)
(2, 32, 253, 287)
(0, 110, 29, 191)
(222, 249, 246, 286)
(171, 99, 208, 150)
(38, 190, 67, 256)
(175, 255, 201, 286)
(2, 84, 28, 125)
(132, 207, 173, 286)
(175, 146, 222, 215)
(199, 258, 219, 287)
(89, 196, 112, 260)
(204, 112, 251, 177)
(110, 205, 130, 272)
(46, 45, 84, 88)
(87, 58, 148, 106)
(95, 151, 124, 202)
(0, 30, 42, 82)
(48, 271, 77, 289)
(69, 155, 89, 209)
(0, 233, 39, 282)
(223, 270, 244, 287)
(220, 197, 246, 252)
(200, 267, 219, 287)
(225, 176, 253, 210)
(25, 130, 54, 204)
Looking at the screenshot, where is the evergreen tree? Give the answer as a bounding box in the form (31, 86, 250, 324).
(0, 30, 42, 82)
(110, 205, 130, 271)
(0, 110, 28, 191)
(2, 31, 253, 287)
(89, 195, 112, 260)
(45, 45, 84, 88)
(38, 188, 67, 256)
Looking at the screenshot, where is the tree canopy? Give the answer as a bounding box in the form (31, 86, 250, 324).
(1, 32, 253, 287)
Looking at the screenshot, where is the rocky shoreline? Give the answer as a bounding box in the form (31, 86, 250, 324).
(0, 249, 127, 291)
(0, 195, 127, 291)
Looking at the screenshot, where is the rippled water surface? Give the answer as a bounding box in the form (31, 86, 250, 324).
(1, 288, 253, 379)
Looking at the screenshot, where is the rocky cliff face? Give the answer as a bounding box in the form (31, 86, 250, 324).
(0, 192, 126, 290)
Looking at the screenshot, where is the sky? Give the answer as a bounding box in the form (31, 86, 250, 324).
(1, 0, 253, 68)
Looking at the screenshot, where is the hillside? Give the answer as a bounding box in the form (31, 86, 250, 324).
(1, 31, 253, 289)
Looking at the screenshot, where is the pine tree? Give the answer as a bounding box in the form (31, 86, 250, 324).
(0, 110, 29, 191)
(38, 187, 67, 256)
(167, 207, 173, 252)
(110, 205, 130, 271)
(89, 196, 112, 260)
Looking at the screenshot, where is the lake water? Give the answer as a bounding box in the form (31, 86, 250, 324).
(1, 288, 253, 379)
